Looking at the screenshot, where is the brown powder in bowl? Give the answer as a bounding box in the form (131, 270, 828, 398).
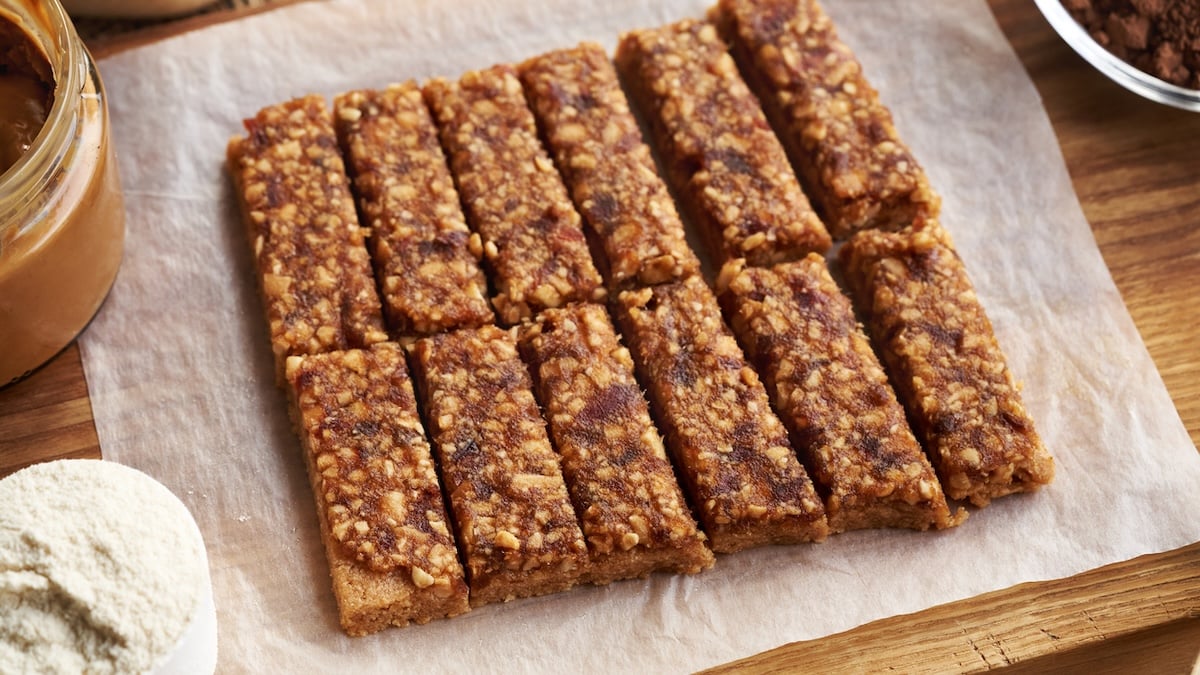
(1061, 0, 1200, 89)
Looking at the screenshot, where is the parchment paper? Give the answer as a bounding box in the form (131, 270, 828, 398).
(79, 0, 1200, 671)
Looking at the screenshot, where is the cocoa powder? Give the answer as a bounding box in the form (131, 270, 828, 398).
(1061, 0, 1200, 89)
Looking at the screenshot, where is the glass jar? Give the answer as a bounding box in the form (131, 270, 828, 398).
(0, 0, 124, 387)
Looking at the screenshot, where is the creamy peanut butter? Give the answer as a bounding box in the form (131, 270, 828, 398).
(0, 73, 48, 173)
(0, 4, 125, 386)
(0, 10, 52, 175)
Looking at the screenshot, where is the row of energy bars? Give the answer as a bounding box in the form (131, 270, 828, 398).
(226, 0, 1053, 637)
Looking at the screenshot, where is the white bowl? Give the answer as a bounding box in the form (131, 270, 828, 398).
(153, 502, 219, 675)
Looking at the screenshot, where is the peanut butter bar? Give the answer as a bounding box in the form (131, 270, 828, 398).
(518, 304, 714, 584)
(716, 256, 963, 532)
(285, 343, 469, 636)
(409, 325, 589, 605)
(424, 66, 605, 325)
(334, 84, 493, 336)
(615, 20, 831, 267)
(519, 43, 701, 289)
(838, 223, 1054, 506)
(613, 276, 828, 552)
(227, 96, 387, 381)
(713, 0, 940, 238)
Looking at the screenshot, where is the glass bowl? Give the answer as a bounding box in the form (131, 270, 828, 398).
(1033, 0, 1200, 112)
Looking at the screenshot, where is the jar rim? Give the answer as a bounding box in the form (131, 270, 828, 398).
(0, 0, 86, 233)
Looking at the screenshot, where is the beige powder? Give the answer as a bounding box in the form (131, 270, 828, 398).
(0, 459, 209, 674)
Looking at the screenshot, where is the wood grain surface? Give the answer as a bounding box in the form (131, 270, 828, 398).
(0, 0, 1197, 671)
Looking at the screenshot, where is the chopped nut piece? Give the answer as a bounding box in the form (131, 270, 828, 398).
(334, 83, 493, 336)
(494, 530, 521, 551)
(519, 43, 701, 289)
(838, 221, 1054, 506)
(285, 343, 469, 635)
(518, 303, 714, 584)
(716, 255, 963, 532)
(424, 66, 605, 325)
(613, 276, 829, 552)
(227, 95, 387, 382)
(409, 325, 589, 605)
(615, 20, 831, 267)
(411, 567, 435, 589)
(713, 0, 940, 237)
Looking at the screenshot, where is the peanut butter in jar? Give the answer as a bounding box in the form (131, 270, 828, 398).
(0, 0, 124, 386)
(0, 16, 51, 174)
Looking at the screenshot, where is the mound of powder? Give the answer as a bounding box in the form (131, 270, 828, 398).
(1062, 0, 1200, 88)
(0, 459, 213, 674)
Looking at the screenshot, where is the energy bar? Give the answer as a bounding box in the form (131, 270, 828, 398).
(716, 255, 963, 531)
(519, 43, 701, 289)
(424, 66, 605, 325)
(518, 303, 714, 583)
(409, 325, 589, 605)
(613, 276, 829, 552)
(227, 95, 387, 380)
(333, 83, 493, 336)
(714, 0, 940, 237)
(838, 222, 1054, 506)
(285, 343, 469, 635)
(615, 19, 831, 266)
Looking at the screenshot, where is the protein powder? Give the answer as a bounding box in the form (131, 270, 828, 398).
(0, 459, 217, 674)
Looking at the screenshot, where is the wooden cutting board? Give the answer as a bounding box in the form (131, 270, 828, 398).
(1, 0, 1197, 671)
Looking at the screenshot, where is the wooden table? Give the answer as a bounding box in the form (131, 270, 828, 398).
(1, 0, 1197, 670)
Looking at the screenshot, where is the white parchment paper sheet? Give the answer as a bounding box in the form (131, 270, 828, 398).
(80, 0, 1200, 671)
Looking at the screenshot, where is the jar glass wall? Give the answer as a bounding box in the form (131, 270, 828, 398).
(0, 0, 124, 386)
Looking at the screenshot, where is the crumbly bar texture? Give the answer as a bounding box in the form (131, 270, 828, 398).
(227, 95, 387, 381)
(518, 43, 701, 289)
(615, 20, 831, 267)
(333, 84, 493, 337)
(517, 303, 714, 584)
(716, 256, 963, 532)
(285, 343, 469, 635)
(409, 326, 589, 605)
(837, 222, 1054, 506)
(613, 276, 829, 552)
(713, 0, 940, 238)
(424, 66, 605, 325)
